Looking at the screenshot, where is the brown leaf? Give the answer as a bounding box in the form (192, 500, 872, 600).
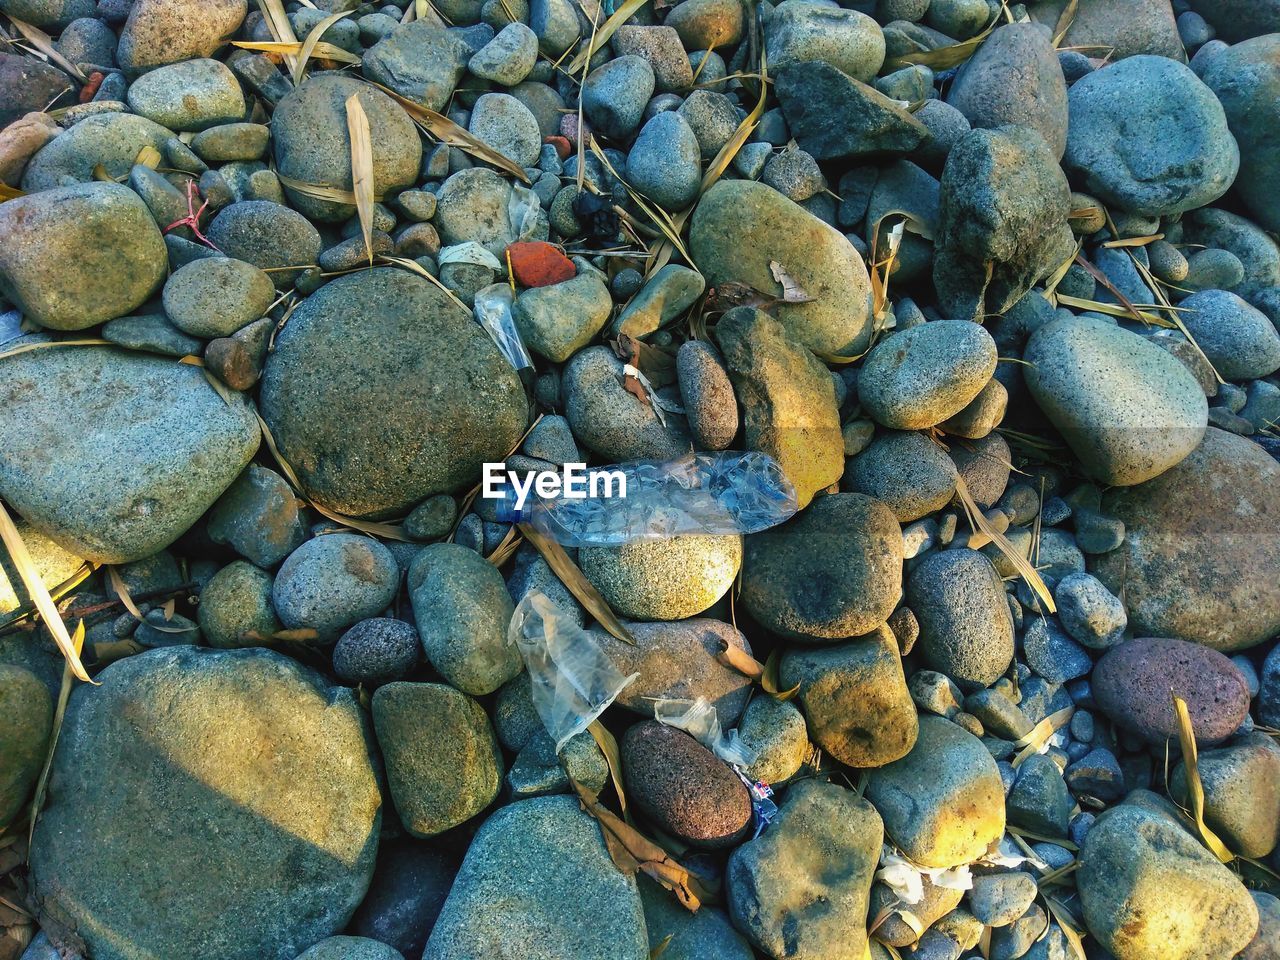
(7, 16, 86, 82)
(1172, 693, 1235, 862)
(768, 260, 815, 303)
(587, 719, 630, 820)
(703, 281, 780, 314)
(716, 639, 764, 681)
(519, 524, 635, 644)
(761, 648, 800, 701)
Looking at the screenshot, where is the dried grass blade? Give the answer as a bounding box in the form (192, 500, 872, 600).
(1042, 895, 1088, 960)
(232, 39, 361, 65)
(366, 81, 532, 184)
(1054, 293, 1171, 327)
(1069, 254, 1171, 328)
(761, 648, 800, 700)
(0, 184, 25, 201)
(588, 138, 692, 262)
(484, 525, 522, 566)
(8, 17, 86, 81)
(649, 934, 674, 959)
(955, 474, 1055, 612)
(106, 565, 144, 621)
(293, 9, 353, 84)
(565, 0, 648, 73)
(1127, 252, 1225, 385)
(1172, 693, 1235, 862)
(134, 144, 162, 169)
(0, 339, 110, 361)
(518, 523, 634, 644)
(587, 719, 629, 819)
(1051, 0, 1078, 47)
(886, 3, 1005, 69)
(254, 0, 300, 75)
(0, 503, 91, 683)
(1007, 826, 1078, 851)
(1012, 704, 1074, 768)
(1103, 233, 1163, 249)
(345, 93, 376, 266)
(276, 171, 385, 204)
(27, 618, 83, 848)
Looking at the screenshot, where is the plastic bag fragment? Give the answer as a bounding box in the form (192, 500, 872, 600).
(508, 590, 638, 753)
(652, 697, 757, 767)
(508, 183, 542, 243)
(438, 241, 504, 270)
(493, 451, 798, 546)
(474, 282, 534, 372)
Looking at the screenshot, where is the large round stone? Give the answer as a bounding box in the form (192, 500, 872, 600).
(1091, 428, 1280, 651)
(1063, 55, 1239, 217)
(20, 112, 173, 191)
(259, 268, 527, 518)
(272, 74, 422, 222)
(0, 345, 260, 563)
(28, 647, 382, 960)
(690, 179, 873, 357)
(0, 182, 166, 330)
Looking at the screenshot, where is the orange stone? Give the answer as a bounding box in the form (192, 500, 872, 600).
(506, 241, 576, 288)
(544, 135, 572, 160)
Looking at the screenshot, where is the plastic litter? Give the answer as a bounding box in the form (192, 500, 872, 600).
(493, 450, 798, 546)
(508, 183, 542, 243)
(507, 590, 638, 753)
(652, 696, 757, 767)
(438, 241, 504, 270)
(876, 847, 974, 905)
(474, 283, 534, 373)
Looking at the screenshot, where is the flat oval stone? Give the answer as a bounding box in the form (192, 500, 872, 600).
(579, 535, 741, 621)
(125, 57, 245, 131)
(622, 720, 752, 849)
(0, 345, 259, 563)
(20, 112, 174, 191)
(1093, 637, 1251, 745)
(1024, 315, 1208, 486)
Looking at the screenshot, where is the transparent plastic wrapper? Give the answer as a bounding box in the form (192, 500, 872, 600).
(508, 590, 638, 753)
(493, 451, 798, 546)
(474, 283, 533, 373)
(508, 184, 542, 242)
(875, 847, 974, 905)
(652, 697, 757, 767)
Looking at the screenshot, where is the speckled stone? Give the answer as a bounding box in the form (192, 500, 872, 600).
(0, 664, 52, 827)
(333, 618, 421, 687)
(579, 535, 741, 621)
(622, 720, 752, 849)
(677, 340, 738, 451)
(197, 560, 282, 649)
(272, 534, 399, 642)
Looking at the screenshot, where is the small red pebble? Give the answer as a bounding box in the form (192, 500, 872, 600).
(79, 71, 104, 103)
(506, 241, 576, 288)
(544, 135, 572, 161)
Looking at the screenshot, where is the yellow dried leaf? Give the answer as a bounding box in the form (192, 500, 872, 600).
(27, 618, 84, 848)
(761, 649, 800, 701)
(232, 38, 362, 65)
(0, 503, 91, 683)
(293, 9, 355, 84)
(955, 474, 1056, 612)
(254, 0, 300, 74)
(649, 934, 674, 959)
(1042, 895, 1088, 960)
(134, 144, 162, 169)
(106, 565, 144, 621)
(886, 3, 1006, 70)
(1102, 233, 1164, 249)
(8, 16, 86, 81)
(1006, 825, 1079, 851)
(1172, 693, 1235, 862)
(345, 93, 375, 266)
(0, 184, 25, 201)
(565, 0, 648, 74)
(1051, 0, 1078, 47)
(588, 719, 630, 820)
(518, 523, 635, 645)
(0, 339, 110, 362)
(1011, 704, 1074, 768)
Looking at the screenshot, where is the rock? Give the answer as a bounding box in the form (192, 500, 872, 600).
(1171, 734, 1280, 858)
(780, 625, 918, 767)
(622, 721, 751, 848)
(1078, 802, 1259, 960)
(742, 492, 903, 640)
(948, 432, 1011, 509)
(613, 264, 706, 338)
(349, 841, 457, 959)
(512, 272, 612, 362)
(582, 55, 655, 140)
(1091, 428, 1280, 650)
(273, 74, 421, 222)
(506, 241, 574, 288)
(101, 314, 202, 358)
(1064, 56, 1238, 217)
(272, 534, 399, 642)
(361, 21, 471, 112)
(0, 58, 72, 130)
(372, 681, 502, 838)
(563, 346, 691, 462)
(1053, 572, 1126, 649)
(423, 796, 648, 960)
(529, 0, 581, 57)
(0, 181, 166, 331)
(736, 695, 810, 785)
(969, 872, 1038, 928)
(0, 346, 258, 563)
(29, 647, 381, 960)
(774, 61, 928, 161)
(611, 25, 693, 92)
(727, 780, 882, 959)
(468, 93, 541, 167)
(162, 256, 274, 339)
(126, 58, 245, 131)
(639, 878, 753, 960)
(764, 0, 885, 82)
(865, 715, 1006, 868)
(906, 548, 1015, 690)
(206, 200, 322, 286)
(666, 0, 744, 49)
(934, 125, 1075, 320)
(436, 168, 548, 255)
(333, 618, 420, 687)
(295, 937, 404, 960)
(1092, 636, 1251, 744)
(579, 535, 741, 621)
(1024, 315, 1208, 486)
(0, 0, 94, 29)
(1027, 0, 1183, 61)
(407, 543, 520, 696)
(1178, 289, 1280, 381)
(1199, 36, 1280, 232)
(1023, 616, 1093, 683)
(844, 430, 959, 522)
(20, 112, 173, 191)
(197, 560, 282, 649)
(117, 0, 246, 73)
(595, 618, 753, 723)
(0, 519, 84, 618)
(857, 320, 997, 430)
(0, 112, 59, 186)
(190, 122, 270, 163)
(260, 268, 527, 518)
(0, 664, 52, 827)
(1241, 891, 1280, 960)
(948, 23, 1068, 159)
(206, 464, 306, 568)
(690, 180, 874, 357)
(676, 339, 737, 450)
(468, 22, 538, 86)
(715, 307, 844, 509)
(625, 111, 702, 212)
(677, 90, 741, 160)
(1007, 753, 1072, 837)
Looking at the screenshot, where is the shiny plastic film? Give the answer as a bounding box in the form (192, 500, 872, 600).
(473, 282, 534, 372)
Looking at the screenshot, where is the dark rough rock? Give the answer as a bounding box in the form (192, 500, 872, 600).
(0, 53, 76, 127)
(333, 618, 421, 687)
(260, 268, 527, 518)
(0, 664, 52, 827)
(622, 721, 752, 849)
(1093, 637, 1251, 745)
(28, 647, 381, 960)
(350, 841, 458, 960)
(206, 201, 323, 286)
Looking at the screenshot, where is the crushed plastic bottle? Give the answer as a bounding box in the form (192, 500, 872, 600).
(507, 590, 638, 753)
(652, 696, 757, 767)
(474, 283, 533, 373)
(493, 451, 798, 546)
